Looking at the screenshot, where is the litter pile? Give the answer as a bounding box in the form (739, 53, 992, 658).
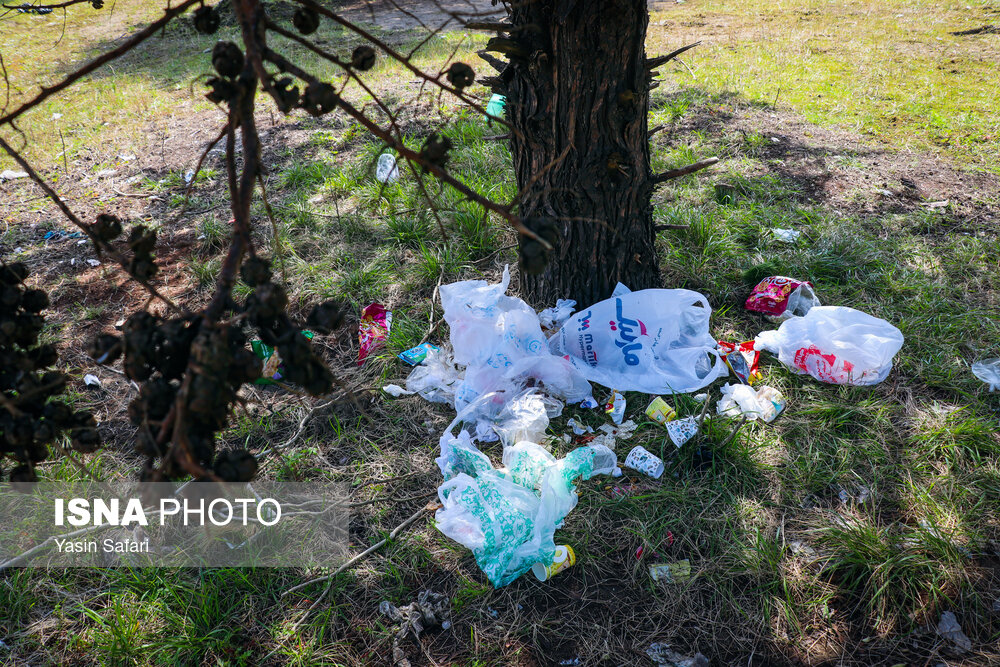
(379, 590, 452, 667)
(380, 266, 906, 587)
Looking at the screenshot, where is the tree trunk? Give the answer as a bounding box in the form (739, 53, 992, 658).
(503, 0, 660, 307)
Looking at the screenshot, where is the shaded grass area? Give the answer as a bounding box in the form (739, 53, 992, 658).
(1, 2, 1000, 667)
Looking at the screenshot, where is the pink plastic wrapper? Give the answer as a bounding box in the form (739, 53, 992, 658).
(358, 303, 392, 366)
(745, 276, 813, 317)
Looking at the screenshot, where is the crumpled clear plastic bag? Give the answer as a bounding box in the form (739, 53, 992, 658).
(404, 346, 461, 404)
(493, 390, 555, 447)
(716, 383, 784, 422)
(755, 306, 904, 385)
(538, 299, 576, 330)
(550, 288, 728, 394)
(971, 358, 1000, 391)
(432, 267, 595, 409)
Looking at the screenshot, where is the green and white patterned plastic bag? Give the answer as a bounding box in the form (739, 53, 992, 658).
(435, 419, 617, 587)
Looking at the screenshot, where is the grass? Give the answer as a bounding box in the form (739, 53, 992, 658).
(647, 0, 1000, 171)
(2, 1, 1000, 666)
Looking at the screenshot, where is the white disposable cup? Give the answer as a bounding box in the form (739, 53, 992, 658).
(666, 415, 699, 447)
(624, 445, 664, 479)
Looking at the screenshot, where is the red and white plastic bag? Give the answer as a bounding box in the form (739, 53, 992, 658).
(755, 306, 904, 385)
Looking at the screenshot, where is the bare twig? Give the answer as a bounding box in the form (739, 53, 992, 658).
(282, 501, 438, 598)
(653, 157, 720, 184)
(717, 417, 747, 448)
(646, 41, 702, 70)
(290, 0, 516, 136)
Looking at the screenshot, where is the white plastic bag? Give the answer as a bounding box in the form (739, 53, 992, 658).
(780, 282, 821, 321)
(439, 267, 595, 409)
(493, 390, 551, 447)
(755, 306, 904, 385)
(405, 347, 461, 404)
(971, 358, 1000, 391)
(538, 299, 576, 330)
(550, 289, 728, 394)
(716, 383, 785, 422)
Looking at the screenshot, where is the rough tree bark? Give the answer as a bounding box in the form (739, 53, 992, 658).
(501, 0, 660, 307)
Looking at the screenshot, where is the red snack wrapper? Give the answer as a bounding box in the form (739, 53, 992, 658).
(358, 303, 392, 366)
(745, 276, 813, 317)
(717, 340, 761, 384)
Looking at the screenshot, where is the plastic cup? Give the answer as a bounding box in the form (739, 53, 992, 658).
(624, 446, 664, 479)
(665, 416, 699, 447)
(532, 544, 576, 581)
(645, 396, 677, 425)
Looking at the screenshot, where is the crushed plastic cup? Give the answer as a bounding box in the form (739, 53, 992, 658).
(649, 559, 691, 583)
(645, 396, 676, 425)
(604, 390, 625, 425)
(665, 415, 699, 447)
(971, 358, 1000, 391)
(531, 544, 576, 581)
(375, 152, 399, 183)
(624, 445, 664, 479)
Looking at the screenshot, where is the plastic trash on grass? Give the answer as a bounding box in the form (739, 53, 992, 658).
(755, 306, 904, 385)
(434, 267, 595, 409)
(716, 383, 786, 422)
(398, 342, 439, 366)
(358, 303, 392, 366)
(538, 299, 576, 331)
(772, 228, 801, 243)
(485, 94, 507, 122)
(435, 429, 617, 587)
(251, 330, 315, 384)
(405, 346, 461, 404)
(745, 276, 820, 321)
(375, 153, 399, 183)
(972, 358, 1000, 391)
(550, 288, 728, 394)
(717, 340, 761, 384)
